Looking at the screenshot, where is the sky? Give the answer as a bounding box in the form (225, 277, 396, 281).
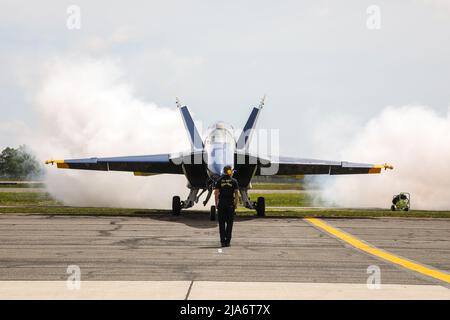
(1, 0, 450, 158)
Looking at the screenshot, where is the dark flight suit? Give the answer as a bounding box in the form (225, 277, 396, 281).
(215, 175, 239, 245)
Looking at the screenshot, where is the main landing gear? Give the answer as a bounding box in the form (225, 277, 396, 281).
(172, 186, 217, 220)
(172, 196, 182, 215)
(255, 196, 265, 217)
(172, 187, 265, 218)
(240, 188, 265, 217)
(172, 188, 198, 216)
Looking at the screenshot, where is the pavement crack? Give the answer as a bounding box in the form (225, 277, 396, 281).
(113, 237, 146, 249)
(185, 280, 194, 300)
(98, 221, 122, 237)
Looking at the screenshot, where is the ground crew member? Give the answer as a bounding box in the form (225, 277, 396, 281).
(214, 165, 239, 247)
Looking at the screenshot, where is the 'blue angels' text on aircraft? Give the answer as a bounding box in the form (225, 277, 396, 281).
(46, 97, 393, 219)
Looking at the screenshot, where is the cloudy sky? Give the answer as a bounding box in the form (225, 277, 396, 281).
(1, 0, 450, 158)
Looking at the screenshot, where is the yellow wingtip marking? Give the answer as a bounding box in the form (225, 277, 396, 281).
(370, 163, 394, 173)
(305, 218, 450, 284)
(368, 167, 381, 174)
(45, 159, 65, 165)
(45, 159, 69, 169)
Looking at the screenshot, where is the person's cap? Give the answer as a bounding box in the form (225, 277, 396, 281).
(223, 165, 233, 175)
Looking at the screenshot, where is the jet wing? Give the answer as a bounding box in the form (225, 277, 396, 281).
(257, 156, 393, 175)
(45, 154, 184, 175)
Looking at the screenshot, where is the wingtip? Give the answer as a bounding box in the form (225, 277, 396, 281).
(368, 163, 394, 174)
(45, 159, 64, 165)
(376, 163, 394, 171)
(258, 95, 266, 109)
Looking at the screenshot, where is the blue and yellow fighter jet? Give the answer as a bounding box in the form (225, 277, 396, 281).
(46, 98, 393, 220)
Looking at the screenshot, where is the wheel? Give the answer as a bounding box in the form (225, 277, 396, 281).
(172, 196, 181, 215)
(404, 207, 409, 212)
(392, 195, 400, 205)
(210, 205, 216, 221)
(256, 197, 265, 217)
(391, 205, 396, 211)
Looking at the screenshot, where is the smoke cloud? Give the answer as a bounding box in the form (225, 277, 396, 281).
(31, 57, 190, 208)
(314, 105, 450, 210)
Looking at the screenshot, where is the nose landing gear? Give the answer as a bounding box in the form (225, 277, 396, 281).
(210, 205, 216, 221)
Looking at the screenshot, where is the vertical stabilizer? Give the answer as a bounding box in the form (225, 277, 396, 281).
(236, 96, 265, 151)
(177, 98, 204, 151)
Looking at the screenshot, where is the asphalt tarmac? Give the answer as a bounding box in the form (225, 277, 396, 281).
(0, 213, 448, 299)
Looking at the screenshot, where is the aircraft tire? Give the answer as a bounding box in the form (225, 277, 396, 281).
(256, 197, 265, 217)
(172, 196, 181, 215)
(210, 205, 216, 221)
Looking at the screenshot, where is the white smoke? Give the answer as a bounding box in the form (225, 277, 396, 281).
(30, 57, 191, 208)
(315, 105, 450, 210)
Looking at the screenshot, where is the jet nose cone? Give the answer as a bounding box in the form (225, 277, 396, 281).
(209, 162, 223, 177)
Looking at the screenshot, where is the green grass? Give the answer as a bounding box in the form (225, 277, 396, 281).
(0, 191, 313, 208)
(251, 183, 304, 190)
(0, 191, 448, 219)
(0, 192, 60, 206)
(249, 193, 313, 207)
(0, 206, 448, 218)
(0, 183, 46, 188)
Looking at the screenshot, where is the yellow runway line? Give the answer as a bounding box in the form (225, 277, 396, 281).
(305, 218, 450, 285)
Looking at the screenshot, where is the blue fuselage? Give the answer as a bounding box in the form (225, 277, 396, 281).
(204, 122, 236, 179)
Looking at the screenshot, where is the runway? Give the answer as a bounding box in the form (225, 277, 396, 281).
(0, 213, 448, 299)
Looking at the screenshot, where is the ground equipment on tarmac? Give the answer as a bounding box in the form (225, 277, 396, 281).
(391, 192, 410, 211)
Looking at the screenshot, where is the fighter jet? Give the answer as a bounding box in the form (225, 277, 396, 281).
(46, 98, 393, 220)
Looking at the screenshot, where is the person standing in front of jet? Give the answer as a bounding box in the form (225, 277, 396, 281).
(214, 165, 239, 247)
